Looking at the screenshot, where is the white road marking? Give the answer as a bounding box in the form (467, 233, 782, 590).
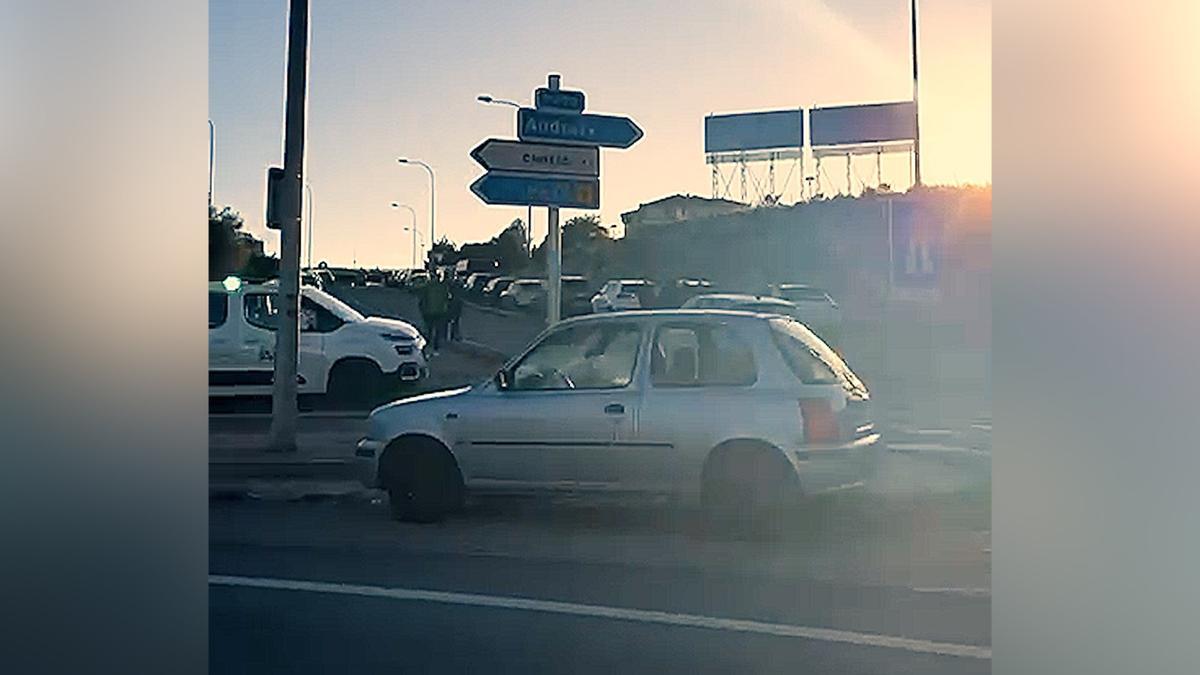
(911, 587, 992, 598)
(887, 442, 991, 456)
(210, 574, 990, 660)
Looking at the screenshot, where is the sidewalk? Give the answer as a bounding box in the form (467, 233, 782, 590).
(209, 411, 371, 498)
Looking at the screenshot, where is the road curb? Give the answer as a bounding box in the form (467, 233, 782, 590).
(465, 300, 523, 319)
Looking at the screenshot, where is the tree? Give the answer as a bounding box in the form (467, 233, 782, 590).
(429, 237, 457, 267)
(493, 219, 529, 272)
(208, 204, 277, 281)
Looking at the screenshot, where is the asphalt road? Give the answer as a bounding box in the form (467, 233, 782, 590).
(210, 496, 990, 673)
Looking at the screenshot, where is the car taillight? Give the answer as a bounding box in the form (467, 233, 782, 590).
(800, 398, 838, 444)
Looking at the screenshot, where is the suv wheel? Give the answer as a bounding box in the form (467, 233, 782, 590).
(326, 359, 383, 410)
(383, 438, 464, 523)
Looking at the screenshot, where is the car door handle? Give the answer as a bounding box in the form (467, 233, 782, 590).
(604, 403, 625, 415)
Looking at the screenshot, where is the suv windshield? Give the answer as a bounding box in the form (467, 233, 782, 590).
(304, 288, 365, 322)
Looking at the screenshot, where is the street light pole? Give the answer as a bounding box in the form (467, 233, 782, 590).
(304, 182, 314, 269)
(208, 119, 215, 210)
(476, 95, 532, 257)
(398, 158, 435, 267)
(390, 202, 419, 269)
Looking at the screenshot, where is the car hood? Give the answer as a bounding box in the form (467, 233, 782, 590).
(368, 386, 474, 439)
(361, 316, 422, 338)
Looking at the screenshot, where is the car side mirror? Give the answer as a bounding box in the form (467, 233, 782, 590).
(494, 368, 510, 390)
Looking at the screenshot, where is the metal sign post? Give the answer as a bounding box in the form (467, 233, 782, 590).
(267, 0, 309, 452)
(544, 75, 563, 326)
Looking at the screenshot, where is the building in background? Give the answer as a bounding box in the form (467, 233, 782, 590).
(620, 194, 747, 236)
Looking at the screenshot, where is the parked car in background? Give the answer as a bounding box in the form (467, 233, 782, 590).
(356, 310, 877, 523)
(300, 270, 324, 290)
(591, 279, 658, 313)
(406, 270, 430, 289)
(481, 276, 517, 305)
(328, 267, 366, 287)
(498, 278, 546, 310)
(311, 268, 336, 289)
(209, 278, 427, 407)
(464, 272, 498, 297)
(661, 277, 714, 307)
(364, 270, 387, 286)
(764, 284, 842, 346)
(559, 276, 593, 317)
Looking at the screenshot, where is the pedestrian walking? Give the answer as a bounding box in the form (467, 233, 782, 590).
(419, 269, 450, 353)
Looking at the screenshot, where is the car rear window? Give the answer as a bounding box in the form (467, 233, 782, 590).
(769, 317, 865, 393)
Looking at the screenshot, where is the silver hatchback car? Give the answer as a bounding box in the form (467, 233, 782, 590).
(357, 310, 880, 523)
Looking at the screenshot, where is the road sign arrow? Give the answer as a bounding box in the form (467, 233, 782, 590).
(470, 139, 600, 177)
(470, 172, 599, 210)
(517, 108, 644, 149)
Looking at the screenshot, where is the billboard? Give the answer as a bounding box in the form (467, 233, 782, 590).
(704, 109, 804, 153)
(810, 101, 916, 147)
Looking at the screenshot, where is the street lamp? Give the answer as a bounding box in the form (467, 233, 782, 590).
(476, 95, 531, 255)
(397, 158, 435, 265)
(390, 202, 421, 269)
(476, 94, 521, 109)
(304, 182, 314, 269)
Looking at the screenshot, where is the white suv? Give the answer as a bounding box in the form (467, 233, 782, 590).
(209, 279, 427, 406)
(357, 310, 879, 523)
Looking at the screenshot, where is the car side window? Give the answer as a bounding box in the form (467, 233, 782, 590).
(300, 296, 343, 333)
(651, 322, 757, 387)
(510, 322, 642, 391)
(209, 292, 229, 328)
(243, 293, 278, 331)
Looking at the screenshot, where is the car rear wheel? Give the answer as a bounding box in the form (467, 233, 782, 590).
(701, 443, 799, 538)
(326, 359, 383, 410)
(382, 438, 464, 523)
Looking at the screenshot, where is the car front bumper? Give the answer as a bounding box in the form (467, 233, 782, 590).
(354, 438, 385, 488)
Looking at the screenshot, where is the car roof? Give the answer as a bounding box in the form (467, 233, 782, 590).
(553, 308, 778, 329)
(690, 292, 789, 304)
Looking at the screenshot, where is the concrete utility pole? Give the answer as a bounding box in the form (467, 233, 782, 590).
(268, 0, 309, 452)
(545, 73, 562, 325)
(911, 0, 922, 186)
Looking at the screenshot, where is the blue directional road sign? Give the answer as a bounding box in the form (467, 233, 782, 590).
(470, 172, 600, 210)
(518, 108, 644, 149)
(535, 87, 585, 112)
(890, 200, 941, 290)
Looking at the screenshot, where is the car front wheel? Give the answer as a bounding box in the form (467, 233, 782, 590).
(383, 437, 464, 523)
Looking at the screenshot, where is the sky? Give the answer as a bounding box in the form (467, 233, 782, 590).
(210, 0, 990, 268)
